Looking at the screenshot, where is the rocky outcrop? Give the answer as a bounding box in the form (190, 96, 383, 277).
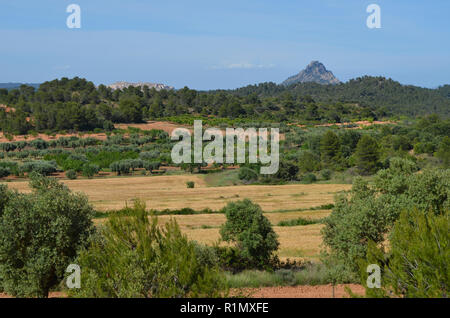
(282, 61, 340, 86)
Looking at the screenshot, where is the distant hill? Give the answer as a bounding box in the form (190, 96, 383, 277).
(282, 61, 340, 86)
(230, 76, 450, 117)
(0, 83, 40, 90)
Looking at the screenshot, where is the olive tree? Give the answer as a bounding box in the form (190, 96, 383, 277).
(0, 173, 94, 297)
(220, 199, 279, 268)
(322, 158, 449, 278)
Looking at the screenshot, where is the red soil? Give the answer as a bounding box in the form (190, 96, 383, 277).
(238, 284, 365, 298)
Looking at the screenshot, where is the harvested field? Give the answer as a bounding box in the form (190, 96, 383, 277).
(151, 210, 330, 230)
(183, 224, 325, 261)
(3, 175, 350, 211)
(3, 175, 342, 261)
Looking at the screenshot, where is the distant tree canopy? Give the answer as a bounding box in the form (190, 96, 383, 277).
(1, 76, 449, 135)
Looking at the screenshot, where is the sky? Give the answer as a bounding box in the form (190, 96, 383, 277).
(0, 0, 449, 90)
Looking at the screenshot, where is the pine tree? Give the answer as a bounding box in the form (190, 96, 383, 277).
(320, 131, 341, 168)
(355, 135, 379, 175)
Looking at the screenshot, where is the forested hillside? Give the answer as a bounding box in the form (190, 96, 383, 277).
(230, 76, 450, 117)
(0, 76, 448, 135)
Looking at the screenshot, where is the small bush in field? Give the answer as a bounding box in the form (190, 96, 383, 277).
(82, 164, 100, 178)
(220, 199, 279, 269)
(0, 167, 10, 178)
(321, 169, 332, 180)
(301, 173, 317, 184)
(186, 181, 195, 188)
(66, 169, 77, 179)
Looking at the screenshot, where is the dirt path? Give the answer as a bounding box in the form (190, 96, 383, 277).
(239, 284, 365, 298)
(1, 285, 364, 298)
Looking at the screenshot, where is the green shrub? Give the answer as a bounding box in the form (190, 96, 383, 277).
(0, 174, 94, 297)
(238, 167, 259, 182)
(82, 164, 100, 178)
(361, 209, 449, 298)
(70, 200, 227, 298)
(66, 169, 77, 180)
(301, 173, 317, 184)
(220, 199, 279, 269)
(0, 167, 10, 178)
(322, 158, 449, 278)
(186, 181, 195, 188)
(321, 169, 332, 180)
(277, 217, 321, 227)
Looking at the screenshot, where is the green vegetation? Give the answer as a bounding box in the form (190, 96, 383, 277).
(226, 263, 329, 288)
(322, 158, 449, 281)
(0, 173, 94, 297)
(277, 217, 322, 227)
(70, 200, 226, 298)
(361, 209, 449, 298)
(1, 76, 449, 136)
(186, 181, 195, 188)
(220, 199, 279, 268)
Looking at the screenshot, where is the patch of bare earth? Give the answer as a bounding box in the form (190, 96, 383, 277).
(293, 120, 395, 130)
(115, 121, 191, 135)
(237, 284, 365, 298)
(0, 291, 66, 298)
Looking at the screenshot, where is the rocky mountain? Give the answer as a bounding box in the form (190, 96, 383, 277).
(107, 81, 174, 91)
(282, 61, 340, 86)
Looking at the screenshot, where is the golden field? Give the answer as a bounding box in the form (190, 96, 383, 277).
(3, 174, 350, 212)
(3, 174, 348, 261)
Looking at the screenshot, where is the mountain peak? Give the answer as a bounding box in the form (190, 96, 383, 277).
(282, 61, 340, 86)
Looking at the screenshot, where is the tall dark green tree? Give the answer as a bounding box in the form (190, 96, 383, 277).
(355, 135, 380, 175)
(320, 131, 341, 168)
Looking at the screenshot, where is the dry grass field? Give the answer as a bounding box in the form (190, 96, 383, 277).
(4, 175, 350, 211)
(3, 174, 348, 260)
(182, 223, 325, 261)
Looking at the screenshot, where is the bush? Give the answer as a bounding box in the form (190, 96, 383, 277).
(277, 217, 321, 226)
(66, 169, 77, 180)
(220, 199, 279, 269)
(320, 169, 332, 180)
(20, 160, 57, 176)
(0, 167, 10, 178)
(361, 209, 449, 298)
(301, 173, 317, 184)
(322, 158, 449, 277)
(186, 181, 195, 188)
(82, 164, 100, 178)
(238, 167, 259, 182)
(70, 200, 227, 298)
(0, 174, 94, 297)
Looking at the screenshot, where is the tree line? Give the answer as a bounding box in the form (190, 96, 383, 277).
(1, 76, 449, 136)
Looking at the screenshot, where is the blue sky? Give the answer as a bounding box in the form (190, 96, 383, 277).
(0, 0, 449, 89)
